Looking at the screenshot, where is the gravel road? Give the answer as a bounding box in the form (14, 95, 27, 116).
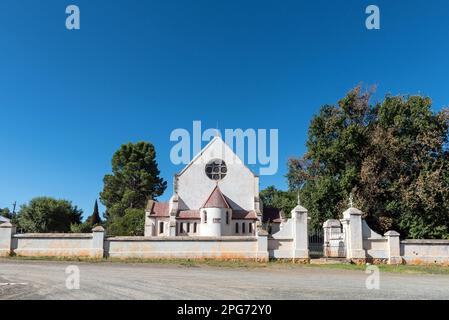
(1, 259, 448, 299)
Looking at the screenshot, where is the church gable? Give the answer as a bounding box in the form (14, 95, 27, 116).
(175, 137, 258, 211)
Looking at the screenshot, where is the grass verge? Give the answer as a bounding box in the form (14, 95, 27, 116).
(2, 256, 449, 274)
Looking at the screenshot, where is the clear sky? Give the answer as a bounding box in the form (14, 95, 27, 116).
(1, 0, 448, 218)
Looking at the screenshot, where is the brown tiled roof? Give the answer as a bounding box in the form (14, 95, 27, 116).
(147, 200, 170, 217)
(202, 186, 230, 209)
(177, 210, 200, 220)
(232, 210, 258, 220)
(262, 207, 282, 224)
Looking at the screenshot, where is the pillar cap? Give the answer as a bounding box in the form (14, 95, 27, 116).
(92, 226, 105, 232)
(384, 230, 400, 237)
(343, 207, 363, 218)
(293, 205, 308, 213)
(0, 222, 13, 228)
(323, 219, 341, 228)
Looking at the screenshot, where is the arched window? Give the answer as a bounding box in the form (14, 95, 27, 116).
(242, 222, 246, 233)
(226, 212, 229, 224)
(194, 222, 197, 233)
(235, 222, 239, 234)
(249, 222, 253, 234)
(204, 211, 207, 223)
(187, 222, 190, 233)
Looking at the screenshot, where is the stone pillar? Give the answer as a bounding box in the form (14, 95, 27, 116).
(0, 222, 16, 257)
(385, 230, 402, 265)
(256, 230, 268, 262)
(342, 207, 366, 263)
(292, 205, 309, 261)
(92, 226, 105, 258)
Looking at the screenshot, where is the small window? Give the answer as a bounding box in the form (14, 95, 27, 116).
(249, 222, 253, 234)
(194, 222, 197, 233)
(242, 223, 246, 233)
(187, 222, 190, 233)
(159, 222, 164, 234)
(235, 222, 239, 234)
(204, 211, 207, 223)
(226, 212, 229, 224)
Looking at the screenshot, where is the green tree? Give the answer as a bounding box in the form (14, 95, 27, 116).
(70, 222, 92, 233)
(17, 197, 83, 233)
(0, 208, 11, 219)
(260, 186, 296, 218)
(100, 142, 166, 235)
(288, 87, 449, 238)
(357, 95, 449, 238)
(288, 86, 374, 229)
(106, 208, 145, 236)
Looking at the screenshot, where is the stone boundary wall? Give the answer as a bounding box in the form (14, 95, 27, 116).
(400, 240, 449, 265)
(0, 222, 269, 261)
(359, 216, 449, 265)
(0, 224, 105, 258)
(106, 236, 268, 260)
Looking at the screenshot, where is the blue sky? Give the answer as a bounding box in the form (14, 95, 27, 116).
(1, 0, 448, 218)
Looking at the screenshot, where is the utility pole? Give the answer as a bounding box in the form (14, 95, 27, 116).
(12, 201, 17, 215)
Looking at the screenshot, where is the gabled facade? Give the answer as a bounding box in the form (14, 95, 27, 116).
(144, 136, 261, 237)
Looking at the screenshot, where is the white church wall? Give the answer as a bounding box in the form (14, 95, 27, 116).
(177, 220, 200, 236)
(177, 138, 256, 211)
(200, 208, 225, 236)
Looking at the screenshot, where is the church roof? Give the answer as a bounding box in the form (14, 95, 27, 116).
(146, 200, 170, 217)
(232, 210, 258, 220)
(202, 186, 230, 209)
(178, 210, 200, 219)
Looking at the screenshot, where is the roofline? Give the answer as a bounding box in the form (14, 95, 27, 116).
(201, 185, 230, 209)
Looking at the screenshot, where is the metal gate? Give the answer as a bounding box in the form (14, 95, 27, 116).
(308, 229, 324, 258)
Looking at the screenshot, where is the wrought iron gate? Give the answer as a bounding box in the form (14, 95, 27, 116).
(308, 229, 324, 258)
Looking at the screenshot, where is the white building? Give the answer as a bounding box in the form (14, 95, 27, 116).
(144, 136, 271, 237)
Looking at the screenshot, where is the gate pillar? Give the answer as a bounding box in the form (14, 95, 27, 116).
(341, 207, 366, 263)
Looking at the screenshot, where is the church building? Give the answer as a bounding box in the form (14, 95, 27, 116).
(144, 136, 274, 237)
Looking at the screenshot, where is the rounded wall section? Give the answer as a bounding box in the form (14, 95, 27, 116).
(200, 208, 226, 236)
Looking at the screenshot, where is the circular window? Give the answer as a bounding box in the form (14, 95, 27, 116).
(205, 159, 227, 180)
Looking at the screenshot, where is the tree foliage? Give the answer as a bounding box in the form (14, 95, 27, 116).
(0, 208, 11, 219)
(288, 87, 449, 238)
(100, 142, 166, 235)
(17, 197, 83, 233)
(260, 186, 296, 218)
(106, 208, 145, 236)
